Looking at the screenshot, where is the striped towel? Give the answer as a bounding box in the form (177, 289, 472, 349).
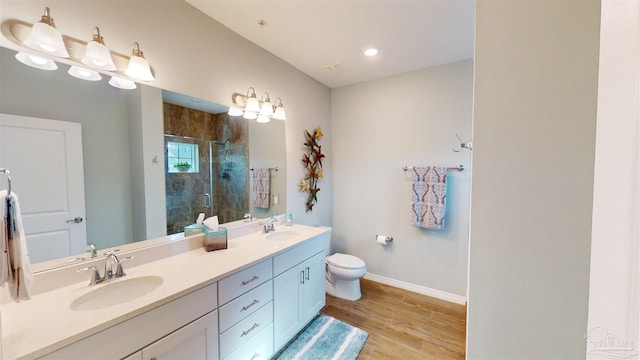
(252, 168, 270, 208)
(410, 166, 448, 230)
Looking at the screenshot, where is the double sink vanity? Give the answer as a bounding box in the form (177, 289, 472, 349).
(2, 220, 329, 359)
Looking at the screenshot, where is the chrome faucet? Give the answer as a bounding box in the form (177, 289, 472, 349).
(77, 253, 132, 286)
(87, 243, 97, 258)
(104, 253, 126, 280)
(262, 216, 278, 234)
(78, 265, 104, 286)
(243, 212, 253, 222)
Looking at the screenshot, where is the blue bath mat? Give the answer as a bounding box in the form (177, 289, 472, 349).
(275, 315, 368, 360)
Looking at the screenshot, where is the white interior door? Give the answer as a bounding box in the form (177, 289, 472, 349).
(0, 113, 87, 263)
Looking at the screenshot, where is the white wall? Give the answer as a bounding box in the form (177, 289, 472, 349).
(0, 0, 333, 227)
(249, 119, 286, 218)
(128, 85, 168, 241)
(331, 60, 473, 299)
(587, 1, 640, 358)
(467, 1, 600, 358)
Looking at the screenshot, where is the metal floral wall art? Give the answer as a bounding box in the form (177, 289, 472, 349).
(299, 127, 324, 212)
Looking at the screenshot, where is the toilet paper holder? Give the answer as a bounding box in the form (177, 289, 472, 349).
(376, 235, 393, 245)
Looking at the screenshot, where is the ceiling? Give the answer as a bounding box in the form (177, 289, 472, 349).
(187, 1, 475, 89)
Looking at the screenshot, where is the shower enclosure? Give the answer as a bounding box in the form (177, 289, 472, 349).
(164, 134, 247, 235)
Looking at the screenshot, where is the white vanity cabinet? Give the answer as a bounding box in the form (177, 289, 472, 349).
(125, 310, 219, 360)
(23, 226, 331, 360)
(218, 259, 274, 360)
(273, 235, 326, 351)
(41, 282, 219, 360)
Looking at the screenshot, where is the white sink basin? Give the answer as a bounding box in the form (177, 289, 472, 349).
(265, 230, 300, 241)
(70, 276, 164, 311)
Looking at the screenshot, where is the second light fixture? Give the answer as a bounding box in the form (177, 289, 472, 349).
(229, 87, 286, 123)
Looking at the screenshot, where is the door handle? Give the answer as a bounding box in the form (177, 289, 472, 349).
(204, 193, 211, 208)
(66, 217, 83, 224)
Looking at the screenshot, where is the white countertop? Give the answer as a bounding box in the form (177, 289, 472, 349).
(2, 224, 328, 360)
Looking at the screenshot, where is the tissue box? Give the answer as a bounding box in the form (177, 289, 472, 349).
(184, 224, 205, 236)
(205, 227, 227, 252)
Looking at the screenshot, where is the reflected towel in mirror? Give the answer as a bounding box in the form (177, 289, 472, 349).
(1, 190, 34, 301)
(252, 168, 270, 209)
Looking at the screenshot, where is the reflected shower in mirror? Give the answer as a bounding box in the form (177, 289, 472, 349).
(0, 46, 286, 267)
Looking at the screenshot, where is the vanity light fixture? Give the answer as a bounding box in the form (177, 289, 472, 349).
(81, 27, 116, 71)
(8, 8, 156, 89)
(68, 65, 102, 81)
(228, 107, 244, 117)
(243, 110, 258, 120)
(256, 114, 271, 123)
(245, 87, 261, 113)
(14, 51, 58, 71)
(259, 92, 274, 117)
(272, 98, 286, 121)
(23, 7, 69, 58)
(228, 87, 287, 122)
(108, 76, 137, 90)
(125, 42, 154, 81)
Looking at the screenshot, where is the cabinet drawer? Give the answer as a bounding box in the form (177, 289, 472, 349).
(219, 259, 272, 305)
(220, 280, 273, 333)
(223, 322, 274, 360)
(273, 235, 324, 275)
(219, 301, 273, 359)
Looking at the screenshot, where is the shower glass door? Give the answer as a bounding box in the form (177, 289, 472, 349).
(164, 135, 213, 235)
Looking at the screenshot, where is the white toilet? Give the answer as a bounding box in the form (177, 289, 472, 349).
(319, 227, 367, 301)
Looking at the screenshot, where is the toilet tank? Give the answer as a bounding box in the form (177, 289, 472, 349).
(317, 226, 332, 256)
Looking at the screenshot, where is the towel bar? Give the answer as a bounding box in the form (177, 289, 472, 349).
(403, 165, 464, 171)
(0, 168, 11, 194)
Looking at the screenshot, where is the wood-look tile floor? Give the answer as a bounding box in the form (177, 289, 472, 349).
(320, 278, 466, 359)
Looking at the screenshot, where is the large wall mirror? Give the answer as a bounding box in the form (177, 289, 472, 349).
(0, 46, 286, 269)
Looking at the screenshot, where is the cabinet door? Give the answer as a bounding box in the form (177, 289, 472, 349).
(273, 265, 303, 350)
(301, 252, 326, 323)
(142, 310, 219, 360)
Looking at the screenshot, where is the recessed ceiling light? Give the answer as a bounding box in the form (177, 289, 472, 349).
(364, 48, 379, 57)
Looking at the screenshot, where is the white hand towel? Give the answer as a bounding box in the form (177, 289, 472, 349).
(410, 166, 448, 230)
(1, 190, 34, 301)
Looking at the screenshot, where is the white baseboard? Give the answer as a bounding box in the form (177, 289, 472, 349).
(363, 272, 467, 305)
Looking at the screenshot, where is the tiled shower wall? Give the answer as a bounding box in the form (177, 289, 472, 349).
(163, 103, 249, 234)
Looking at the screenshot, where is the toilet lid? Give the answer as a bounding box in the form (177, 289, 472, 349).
(327, 253, 366, 269)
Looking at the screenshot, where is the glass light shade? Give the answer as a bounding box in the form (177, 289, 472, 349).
(15, 51, 57, 70)
(243, 111, 258, 120)
(24, 22, 69, 58)
(109, 76, 137, 89)
(272, 105, 286, 121)
(125, 55, 154, 81)
(256, 114, 271, 123)
(68, 65, 102, 81)
(228, 107, 244, 116)
(245, 96, 260, 113)
(259, 101, 274, 117)
(82, 41, 116, 70)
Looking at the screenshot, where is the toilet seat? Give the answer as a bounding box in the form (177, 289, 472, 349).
(327, 253, 365, 270)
